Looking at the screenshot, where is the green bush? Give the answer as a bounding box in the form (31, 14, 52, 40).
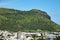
(37, 38, 44, 40)
(0, 39, 3, 40)
(38, 39, 44, 40)
(56, 36, 60, 40)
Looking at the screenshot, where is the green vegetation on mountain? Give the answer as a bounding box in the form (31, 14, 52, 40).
(0, 8, 60, 32)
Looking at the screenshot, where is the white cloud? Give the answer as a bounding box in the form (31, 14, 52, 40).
(0, 0, 19, 7)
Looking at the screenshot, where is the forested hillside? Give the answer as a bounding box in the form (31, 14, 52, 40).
(0, 8, 60, 32)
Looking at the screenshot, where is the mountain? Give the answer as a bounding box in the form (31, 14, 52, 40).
(0, 8, 60, 32)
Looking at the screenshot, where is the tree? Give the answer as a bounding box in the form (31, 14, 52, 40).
(56, 36, 60, 40)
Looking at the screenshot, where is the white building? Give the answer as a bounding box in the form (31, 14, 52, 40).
(0, 30, 60, 40)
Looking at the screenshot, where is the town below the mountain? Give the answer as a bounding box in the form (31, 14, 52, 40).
(0, 30, 60, 40)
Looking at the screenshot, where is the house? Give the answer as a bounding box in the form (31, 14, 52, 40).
(0, 30, 17, 40)
(45, 34, 56, 40)
(17, 31, 42, 40)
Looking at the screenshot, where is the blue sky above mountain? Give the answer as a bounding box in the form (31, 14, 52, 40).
(0, 0, 60, 25)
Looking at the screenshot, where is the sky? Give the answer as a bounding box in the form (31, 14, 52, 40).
(0, 0, 60, 25)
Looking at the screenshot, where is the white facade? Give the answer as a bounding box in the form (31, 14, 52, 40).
(0, 30, 60, 40)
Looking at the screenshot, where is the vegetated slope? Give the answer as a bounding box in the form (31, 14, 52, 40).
(0, 8, 60, 32)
